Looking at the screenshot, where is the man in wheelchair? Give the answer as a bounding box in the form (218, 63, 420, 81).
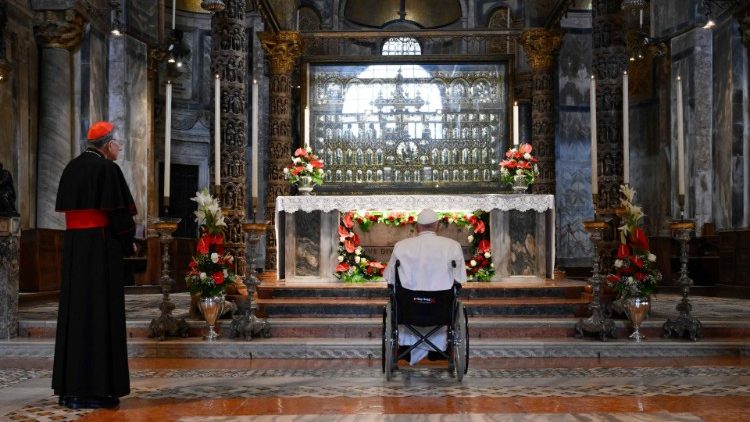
(383, 208, 467, 365)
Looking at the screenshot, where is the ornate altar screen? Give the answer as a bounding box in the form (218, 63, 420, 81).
(307, 62, 510, 193)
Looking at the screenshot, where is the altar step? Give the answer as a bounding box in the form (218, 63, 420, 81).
(255, 279, 590, 318)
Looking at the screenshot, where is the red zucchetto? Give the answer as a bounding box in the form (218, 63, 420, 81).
(87, 121, 114, 142)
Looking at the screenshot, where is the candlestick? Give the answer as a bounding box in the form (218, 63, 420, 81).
(172, 0, 176, 30)
(164, 81, 172, 201)
(512, 101, 519, 146)
(590, 75, 598, 195)
(623, 71, 629, 185)
(304, 106, 310, 148)
(676, 76, 685, 197)
(251, 79, 259, 214)
(214, 74, 221, 187)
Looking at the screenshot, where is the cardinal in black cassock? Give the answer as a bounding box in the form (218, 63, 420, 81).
(52, 121, 137, 409)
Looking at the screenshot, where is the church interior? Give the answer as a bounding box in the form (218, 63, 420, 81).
(1, 0, 750, 420)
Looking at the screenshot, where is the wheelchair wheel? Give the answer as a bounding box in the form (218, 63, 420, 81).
(382, 302, 396, 380)
(452, 302, 468, 382)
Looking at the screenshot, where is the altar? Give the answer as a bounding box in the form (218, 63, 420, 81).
(275, 194, 555, 283)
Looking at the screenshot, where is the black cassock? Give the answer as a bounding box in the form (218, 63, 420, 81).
(52, 148, 136, 399)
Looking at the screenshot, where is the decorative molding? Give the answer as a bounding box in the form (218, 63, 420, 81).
(519, 28, 564, 72)
(259, 31, 302, 74)
(33, 9, 87, 50)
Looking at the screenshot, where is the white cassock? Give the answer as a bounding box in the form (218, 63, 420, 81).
(384, 231, 466, 365)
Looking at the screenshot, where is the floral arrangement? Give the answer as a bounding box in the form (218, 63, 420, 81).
(333, 210, 494, 283)
(185, 189, 239, 298)
(283, 147, 325, 186)
(499, 143, 539, 185)
(441, 212, 494, 281)
(606, 185, 661, 300)
(334, 211, 386, 283)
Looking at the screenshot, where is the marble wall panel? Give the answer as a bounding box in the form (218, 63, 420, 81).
(629, 101, 665, 236)
(127, 0, 158, 45)
(108, 35, 149, 226)
(651, 0, 696, 38)
(555, 27, 594, 267)
(294, 211, 322, 277)
(713, 18, 749, 229)
(671, 28, 713, 235)
(36, 48, 73, 230)
(89, 32, 107, 123)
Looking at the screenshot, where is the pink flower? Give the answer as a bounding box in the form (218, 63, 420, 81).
(294, 148, 308, 157)
(519, 143, 533, 154)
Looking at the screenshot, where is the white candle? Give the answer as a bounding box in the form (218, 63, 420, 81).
(623, 71, 629, 185)
(676, 76, 685, 196)
(172, 0, 176, 30)
(512, 101, 519, 146)
(296, 10, 300, 31)
(590, 75, 598, 195)
(304, 106, 310, 148)
(164, 81, 172, 200)
(251, 79, 259, 211)
(639, 9, 643, 28)
(214, 74, 221, 187)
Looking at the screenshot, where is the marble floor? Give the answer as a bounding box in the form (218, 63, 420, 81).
(1, 356, 749, 421)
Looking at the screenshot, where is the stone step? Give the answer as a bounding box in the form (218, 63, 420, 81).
(257, 279, 587, 300)
(18, 317, 750, 341)
(254, 297, 591, 318)
(2, 336, 749, 359)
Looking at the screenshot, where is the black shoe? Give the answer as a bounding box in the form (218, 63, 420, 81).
(64, 396, 119, 409)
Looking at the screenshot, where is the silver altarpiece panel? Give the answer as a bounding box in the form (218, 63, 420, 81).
(307, 62, 510, 193)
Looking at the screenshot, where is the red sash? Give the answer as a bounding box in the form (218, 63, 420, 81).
(65, 209, 109, 229)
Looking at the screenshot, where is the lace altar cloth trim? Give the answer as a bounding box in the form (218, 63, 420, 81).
(276, 194, 554, 213)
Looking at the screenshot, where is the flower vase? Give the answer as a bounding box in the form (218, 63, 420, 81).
(511, 174, 530, 193)
(624, 296, 649, 342)
(198, 295, 225, 341)
(297, 175, 314, 196)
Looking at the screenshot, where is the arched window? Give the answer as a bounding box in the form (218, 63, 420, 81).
(381, 37, 421, 56)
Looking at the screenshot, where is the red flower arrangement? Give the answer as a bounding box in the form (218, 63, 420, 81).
(606, 185, 661, 300)
(333, 210, 495, 282)
(185, 189, 239, 298)
(499, 143, 539, 185)
(283, 147, 325, 186)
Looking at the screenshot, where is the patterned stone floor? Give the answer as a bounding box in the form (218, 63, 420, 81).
(1, 357, 749, 421)
(18, 292, 750, 321)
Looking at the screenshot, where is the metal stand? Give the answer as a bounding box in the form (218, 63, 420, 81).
(148, 217, 190, 340)
(575, 200, 616, 341)
(229, 221, 271, 340)
(663, 218, 702, 341)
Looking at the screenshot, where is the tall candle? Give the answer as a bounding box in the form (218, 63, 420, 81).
(623, 71, 629, 185)
(512, 101, 519, 146)
(590, 75, 598, 195)
(251, 80, 259, 212)
(304, 106, 310, 148)
(172, 0, 176, 30)
(676, 76, 685, 196)
(214, 74, 221, 187)
(164, 81, 172, 200)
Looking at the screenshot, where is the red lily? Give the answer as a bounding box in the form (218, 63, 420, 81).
(212, 271, 224, 285)
(294, 147, 308, 157)
(617, 243, 630, 259)
(336, 262, 350, 272)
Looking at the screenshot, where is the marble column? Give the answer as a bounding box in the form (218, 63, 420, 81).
(592, 0, 627, 211)
(259, 31, 301, 271)
(212, 0, 248, 274)
(519, 28, 563, 195)
(0, 216, 20, 339)
(33, 9, 86, 229)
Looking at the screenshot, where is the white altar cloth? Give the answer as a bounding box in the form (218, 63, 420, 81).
(276, 194, 554, 214)
(275, 194, 555, 281)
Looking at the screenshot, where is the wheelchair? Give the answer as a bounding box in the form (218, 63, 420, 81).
(381, 260, 469, 381)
